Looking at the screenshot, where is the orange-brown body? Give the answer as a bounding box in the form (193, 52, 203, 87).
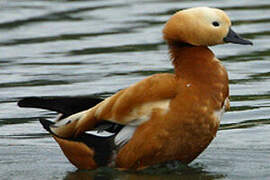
(52, 45, 229, 170)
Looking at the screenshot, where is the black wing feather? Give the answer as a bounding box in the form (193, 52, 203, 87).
(18, 96, 103, 117)
(18, 96, 123, 133)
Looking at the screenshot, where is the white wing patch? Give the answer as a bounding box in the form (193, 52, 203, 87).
(114, 126, 136, 147)
(125, 99, 171, 126)
(114, 100, 171, 147)
(85, 130, 114, 137)
(96, 99, 171, 126)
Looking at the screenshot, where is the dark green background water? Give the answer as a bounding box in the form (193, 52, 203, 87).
(1, 0, 270, 179)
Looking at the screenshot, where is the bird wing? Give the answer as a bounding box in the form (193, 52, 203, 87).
(50, 73, 177, 137)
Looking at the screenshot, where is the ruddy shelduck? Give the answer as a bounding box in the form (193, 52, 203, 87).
(18, 7, 252, 170)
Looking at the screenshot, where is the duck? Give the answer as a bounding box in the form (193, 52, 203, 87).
(18, 7, 252, 170)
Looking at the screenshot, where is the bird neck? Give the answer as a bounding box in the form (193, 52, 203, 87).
(167, 41, 216, 81)
(167, 41, 229, 111)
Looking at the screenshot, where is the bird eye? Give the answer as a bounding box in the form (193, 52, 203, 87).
(212, 21, 220, 27)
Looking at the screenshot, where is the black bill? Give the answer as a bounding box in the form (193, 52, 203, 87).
(224, 28, 253, 45)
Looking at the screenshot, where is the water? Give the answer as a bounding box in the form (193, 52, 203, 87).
(1, 0, 270, 179)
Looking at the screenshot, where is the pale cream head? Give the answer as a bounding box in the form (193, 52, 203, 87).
(163, 7, 232, 46)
